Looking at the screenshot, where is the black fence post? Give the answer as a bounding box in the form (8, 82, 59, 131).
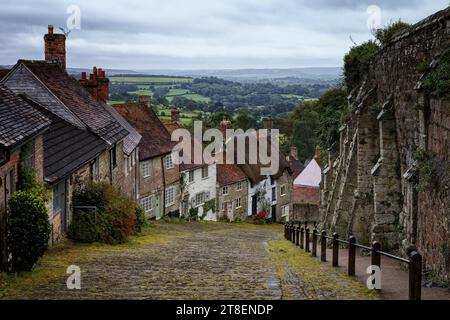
(292, 225, 296, 244)
(305, 228, 310, 253)
(371, 241, 381, 268)
(312, 228, 318, 257)
(409, 251, 422, 300)
(332, 233, 339, 267)
(299, 227, 304, 249)
(296, 227, 300, 246)
(321, 231, 327, 262)
(348, 236, 356, 276)
(284, 224, 287, 239)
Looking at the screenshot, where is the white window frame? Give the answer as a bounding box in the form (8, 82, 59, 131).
(140, 196, 153, 213)
(236, 197, 242, 209)
(222, 186, 229, 196)
(280, 184, 287, 197)
(281, 205, 289, 217)
(236, 181, 243, 191)
(201, 166, 209, 179)
(188, 170, 194, 183)
(142, 161, 150, 178)
(165, 186, 176, 207)
(194, 192, 205, 208)
(165, 154, 174, 170)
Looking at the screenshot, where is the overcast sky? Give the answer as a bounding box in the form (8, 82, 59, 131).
(0, 0, 448, 70)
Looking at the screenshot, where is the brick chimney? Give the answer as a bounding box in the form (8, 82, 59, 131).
(262, 116, 273, 130)
(79, 67, 110, 102)
(171, 109, 181, 123)
(44, 25, 66, 70)
(138, 95, 152, 108)
(290, 146, 298, 160)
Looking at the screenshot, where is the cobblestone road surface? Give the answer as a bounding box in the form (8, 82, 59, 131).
(2, 223, 375, 300)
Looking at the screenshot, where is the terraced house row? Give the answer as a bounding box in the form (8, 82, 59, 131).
(0, 26, 297, 270)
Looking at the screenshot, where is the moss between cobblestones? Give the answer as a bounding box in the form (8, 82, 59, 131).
(0, 222, 189, 299)
(269, 240, 379, 300)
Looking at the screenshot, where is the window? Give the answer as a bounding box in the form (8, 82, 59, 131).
(90, 157, 100, 181)
(280, 185, 287, 197)
(165, 186, 175, 207)
(222, 186, 229, 195)
(221, 202, 226, 212)
(201, 166, 208, 179)
(282, 205, 290, 217)
(52, 181, 65, 217)
(237, 181, 243, 191)
(188, 170, 194, 183)
(272, 187, 276, 201)
(195, 192, 205, 207)
(140, 196, 153, 212)
(236, 198, 242, 208)
(110, 145, 117, 169)
(165, 154, 174, 170)
(142, 161, 150, 178)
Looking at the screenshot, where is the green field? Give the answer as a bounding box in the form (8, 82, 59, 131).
(109, 76, 193, 84)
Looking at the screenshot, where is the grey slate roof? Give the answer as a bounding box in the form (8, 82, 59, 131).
(22, 97, 108, 184)
(3, 60, 129, 146)
(0, 84, 50, 148)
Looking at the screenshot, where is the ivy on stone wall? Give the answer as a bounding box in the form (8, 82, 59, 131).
(413, 149, 448, 193)
(203, 199, 215, 214)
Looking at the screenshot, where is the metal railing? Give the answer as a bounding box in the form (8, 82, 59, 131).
(284, 222, 422, 300)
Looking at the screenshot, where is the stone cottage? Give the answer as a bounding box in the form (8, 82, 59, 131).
(1, 26, 134, 241)
(164, 110, 217, 221)
(114, 98, 180, 219)
(0, 84, 51, 271)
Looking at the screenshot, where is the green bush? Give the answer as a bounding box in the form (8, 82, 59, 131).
(7, 189, 51, 272)
(375, 21, 412, 46)
(134, 206, 148, 232)
(69, 183, 139, 244)
(423, 51, 450, 97)
(344, 41, 380, 91)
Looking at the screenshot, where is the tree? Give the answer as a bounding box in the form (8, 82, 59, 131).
(290, 102, 320, 162)
(344, 41, 380, 91)
(233, 110, 257, 131)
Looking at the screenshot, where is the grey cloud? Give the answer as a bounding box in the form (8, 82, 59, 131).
(0, 0, 448, 69)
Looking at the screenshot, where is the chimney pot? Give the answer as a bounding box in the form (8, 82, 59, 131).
(81, 72, 87, 80)
(89, 74, 94, 81)
(138, 95, 152, 108)
(48, 25, 54, 35)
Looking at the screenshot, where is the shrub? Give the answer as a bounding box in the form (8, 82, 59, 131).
(7, 189, 51, 272)
(344, 41, 380, 91)
(375, 21, 412, 46)
(69, 183, 138, 244)
(423, 51, 450, 97)
(134, 206, 148, 233)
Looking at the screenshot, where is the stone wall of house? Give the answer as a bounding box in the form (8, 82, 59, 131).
(217, 180, 248, 222)
(320, 7, 450, 281)
(292, 204, 319, 223)
(276, 171, 292, 222)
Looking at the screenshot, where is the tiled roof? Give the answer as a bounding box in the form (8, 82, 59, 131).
(103, 102, 141, 156)
(16, 60, 128, 145)
(23, 99, 108, 184)
(292, 186, 320, 205)
(217, 155, 247, 186)
(114, 102, 175, 160)
(0, 69, 10, 81)
(288, 156, 305, 179)
(164, 121, 207, 171)
(227, 130, 292, 185)
(0, 84, 50, 148)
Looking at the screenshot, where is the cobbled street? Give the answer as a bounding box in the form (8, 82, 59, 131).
(0, 222, 376, 300)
